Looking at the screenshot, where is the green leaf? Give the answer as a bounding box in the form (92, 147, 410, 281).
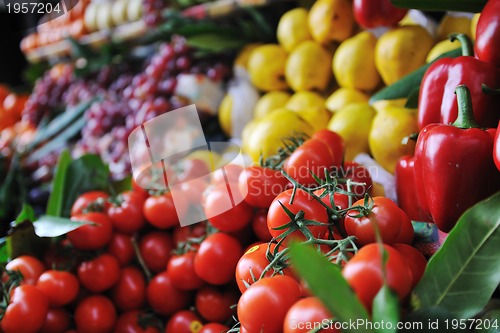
(390, 0, 486, 13)
(15, 204, 36, 225)
(399, 307, 466, 332)
(46, 151, 72, 216)
(370, 48, 462, 104)
(0, 239, 8, 264)
(412, 191, 500, 319)
(405, 87, 420, 109)
(289, 242, 371, 333)
(33, 215, 90, 237)
(186, 34, 246, 53)
(6, 222, 49, 260)
(372, 285, 399, 333)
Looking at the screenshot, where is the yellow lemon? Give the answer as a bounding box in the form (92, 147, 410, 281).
(325, 88, 369, 113)
(308, 0, 354, 45)
(218, 93, 232, 136)
(471, 13, 481, 40)
(372, 98, 408, 112)
(186, 150, 222, 171)
(286, 91, 325, 112)
(285, 40, 333, 92)
(234, 43, 262, 69)
(277, 8, 312, 52)
(426, 38, 461, 63)
(254, 91, 291, 119)
(248, 44, 288, 91)
(436, 14, 472, 41)
(293, 108, 331, 131)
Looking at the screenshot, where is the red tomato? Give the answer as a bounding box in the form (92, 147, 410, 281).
(344, 197, 414, 246)
(167, 252, 205, 290)
(175, 158, 211, 183)
(312, 129, 345, 167)
(252, 209, 272, 242)
(283, 297, 339, 333)
(1, 285, 49, 333)
(39, 308, 71, 333)
(74, 295, 117, 333)
(204, 183, 253, 232)
(313, 189, 349, 211)
(67, 212, 113, 250)
(195, 286, 238, 323)
(338, 162, 373, 199)
(107, 191, 146, 234)
(71, 191, 109, 216)
(238, 166, 289, 208)
(199, 323, 230, 333)
(392, 243, 427, 288)
(143, 192, 187, 229)
(353, 0, 408, 28)
(5, 255, 45, 285)
(77, 253, 120, 293)
(342, 244, 413, 311)
(194, 233, 242, 285)
(111, 266, 146, 311)
(237, 275, 302, 333)
(165, 311, 204, 333)
(114, 311, 161, 333)
(267, 188, 329, 242)
(179, 178, 210, 205)
(211, 164, 243, 185)
(172, 223, 207, 247)
(36, 270, 79, 306)
(138, 231, 173, 273)
(107, 233, 135, 266)
(146, 271, 192, 316)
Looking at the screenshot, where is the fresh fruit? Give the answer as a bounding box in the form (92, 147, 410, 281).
(277, 8, 312, 52)
(254, 91, 291, 119)
(325, 87, 369, 113)
(247, 44, 288, 91)
(308, 0, 354, 45)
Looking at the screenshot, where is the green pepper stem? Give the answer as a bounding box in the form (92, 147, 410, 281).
(449, 33, 474, 57)
(453, 85, 480, 129)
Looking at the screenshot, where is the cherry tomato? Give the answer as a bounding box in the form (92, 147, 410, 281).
(283, 297, 339, 333)
(252, 209, 272, 242)
(165, 310, 203, 333)
(172, 223, 207, 247)
(111, 266, 146, 311)
(1, 285, 49, 333)
(5, 255, 45, 285)
(39, 308, 71, 333)
(199, 323, 230, 333)
(67, 212, 113, 250)
(167, 252, 205, 290)
(344, 197, 414, 246)
(392, 243, 427, 288)
(179, 178, 210, 205)
(107, 233, 135, 266)
(108, 191, 146, 234)
(71, 191, 109, 216)
(138, 231, 173, 273)
(143, 192, 187, 229)
(238, 166, 289, 208)
(211, 164, 243, 185)
(313, 189, 349, 211)
(77, 253, 120, 292)
(115, 311, 161, 333)
(342, 243, 413, 311)
(312, 130, 345, 167)
(195, 286, 238, 323)
(338, 162, 373, 199)
(74, 295, 117, 333)
(353, 0, 408, 29)
(267, 188, 329, 242)
(36, 270, 79, 306)
(237, 275, 302, 333)
(204, 183, 253, 232)
(146, 271, 192, 316)
(194, 233, 242, 285)
(175, 158, 211, 183)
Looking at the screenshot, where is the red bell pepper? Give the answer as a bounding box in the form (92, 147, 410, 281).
(414, 84, 500, 232)
(353, 0, 408, 29)
(475, 0, 500, 67)
(495, 121, 500, 171)
(418, 34, 500, 130)
(394, 155, 432, 222)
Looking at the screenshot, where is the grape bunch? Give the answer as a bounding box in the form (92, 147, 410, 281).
(143, 0, 167, 27)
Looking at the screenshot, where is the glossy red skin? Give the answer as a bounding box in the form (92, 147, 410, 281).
(237, 275, 302, 333)
(165, 311, 203, 333)
(172, 223, 207, 247)
(342, 244, 413, 311)
(194, 233, 242, 285)
(108, 191, 146, 234)
(211, 164, 244, 185)
(283, 297, 338, 333)
(143, 192, 187, 229)
(74, 295, 117, 333)
(68, 213, 113, 250)
(1, 285, 50, 333)
(167, 252, 205, 291)
(252, 209, 273, 242)
(146, 271, 192, 316)
(312, 130, 345, 168)
(392, 243, 427, 288)
(199, 323, 230, 333)
(418, 57, 500, 130)
(338, 162, 373, 199)
(107, 233, 135, 266)
(77, 253, 120, 293)
(394, 155, 432, 222)
(475, 0, 500, 67)
(495, 121, 500, 171)
(5, 255, 45, 285)
(70, 191, 109, 216)
(139, 231, 173, 272)
(36, 270, 80, 306)
(195, 286, 238, 323)
(414, 124, 500, 232)
(238, 166, 289, 208)
(115, 311, 161, 333)
(39, 308, 71, 333)
(111, 266, 146, 311)
(353, 0, 408, 28)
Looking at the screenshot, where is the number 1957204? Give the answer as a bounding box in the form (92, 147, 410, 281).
(6, 2, 62, 14)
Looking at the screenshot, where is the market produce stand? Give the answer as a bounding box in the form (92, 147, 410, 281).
(0, 0, 499, 332)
